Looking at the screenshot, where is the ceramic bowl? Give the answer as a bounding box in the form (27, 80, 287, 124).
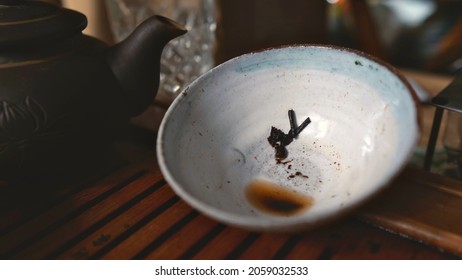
(157, 45, 419, 232)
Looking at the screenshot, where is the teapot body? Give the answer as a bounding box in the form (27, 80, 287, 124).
(0, 1, 186, 180)
(0, 34, 128, 178)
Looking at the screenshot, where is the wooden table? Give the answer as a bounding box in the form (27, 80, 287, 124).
(1, 70, 461, 260)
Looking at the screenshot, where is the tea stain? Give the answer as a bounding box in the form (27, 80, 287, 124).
(245, 179, 314, 216)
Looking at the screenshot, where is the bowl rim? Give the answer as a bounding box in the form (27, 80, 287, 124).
(225, 43, 419, 103)
(156, 44, 420, 231)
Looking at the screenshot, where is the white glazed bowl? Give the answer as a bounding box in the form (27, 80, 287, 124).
(157, 45, 419, 232)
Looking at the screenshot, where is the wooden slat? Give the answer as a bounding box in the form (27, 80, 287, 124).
(237, 233, 291, 260)
(191, 227, 255, 259)
(178, 224, 227, 259)
(0, 158, 126, 233)
(225, 233, 261, 259)
(56, 183, 174, 259)
(142, 213, 219, 259)
(99, 199, 193, 259)
(0, 158, 153, 257)
(280, 219, 448, 260)
(360, 167, 462, 256)
(132, 210, 201, 259)
(5, 164, 163, 259)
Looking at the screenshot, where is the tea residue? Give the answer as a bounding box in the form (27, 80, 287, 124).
(267, 109, 311, 162)
(246, 179, 314, 216)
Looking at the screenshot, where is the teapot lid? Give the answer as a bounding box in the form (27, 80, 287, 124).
(0, 0, 87, 48)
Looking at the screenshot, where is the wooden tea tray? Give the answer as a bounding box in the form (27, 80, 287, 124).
(0, 129, 460, 260)
(0, 70, 460, 259)
(360, 167, 462, 256)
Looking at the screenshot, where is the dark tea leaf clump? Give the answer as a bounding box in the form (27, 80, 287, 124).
(267, 109, 311, 161)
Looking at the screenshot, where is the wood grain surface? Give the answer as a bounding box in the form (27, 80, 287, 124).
(0, 130, 459, 260)
(1, 70, 460, 260)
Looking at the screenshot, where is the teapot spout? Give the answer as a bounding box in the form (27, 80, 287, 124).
(106, 15, 187, 116)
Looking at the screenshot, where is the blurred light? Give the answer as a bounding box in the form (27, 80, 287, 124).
(326, 0, 339, 4)
(381, 0, 436, 26)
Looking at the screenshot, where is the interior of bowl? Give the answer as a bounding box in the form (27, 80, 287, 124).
(157, 45, 419, 232)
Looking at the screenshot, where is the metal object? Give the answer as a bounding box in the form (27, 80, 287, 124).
(424, 71, 462, 171)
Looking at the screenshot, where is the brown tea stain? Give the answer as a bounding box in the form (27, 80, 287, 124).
(246, 179, 314, 216)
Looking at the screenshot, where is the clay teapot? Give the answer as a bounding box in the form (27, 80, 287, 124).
(0, 0, 186, 180)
